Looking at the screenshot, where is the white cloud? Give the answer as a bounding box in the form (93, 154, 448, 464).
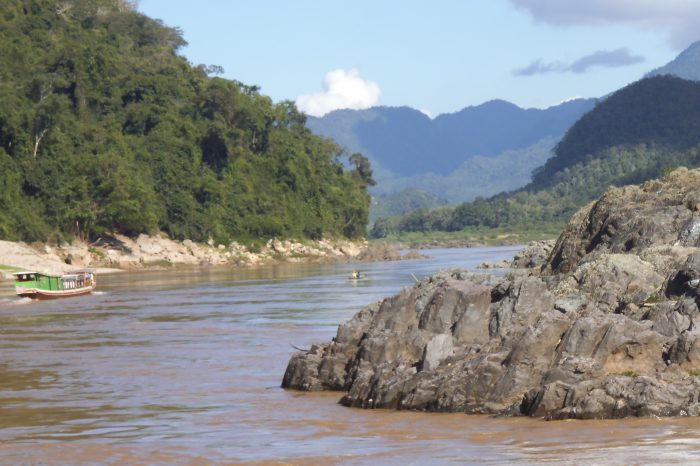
(513, 59, 566, 76)
(296, 68, 381, 117)
(510, 0, 700, 48)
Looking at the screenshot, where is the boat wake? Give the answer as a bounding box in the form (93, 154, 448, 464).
(0, 297, 33, 306)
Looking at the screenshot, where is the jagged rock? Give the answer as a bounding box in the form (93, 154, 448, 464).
(554, 254, 662, 314)
(665, 252, 700, 297)
(283, 168, 700, 419)
(645, 302, 691, 337)
(668, 330, 700, 371)
(421, 334, 454, 371)
(477, 259, 510, 269)
(511, 240, 556, 269)
(679, 217, 700, 246)
(546, 168, 700, 275)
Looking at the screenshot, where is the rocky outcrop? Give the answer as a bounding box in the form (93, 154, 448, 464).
(477, 240, 556, 270)
(512, 240, 556, 269)
(283, 168, 700, 419)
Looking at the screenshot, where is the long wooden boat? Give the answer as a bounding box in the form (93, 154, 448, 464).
(12, 270, 96, 300)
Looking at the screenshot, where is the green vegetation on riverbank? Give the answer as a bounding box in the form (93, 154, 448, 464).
(0, 0, 372, 244)
(0, 265, 23, 273)
(377, 221, 564, 248)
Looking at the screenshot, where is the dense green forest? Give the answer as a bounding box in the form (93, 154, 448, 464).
(0, 0, 372, 243)
(371, 76, 700, 238)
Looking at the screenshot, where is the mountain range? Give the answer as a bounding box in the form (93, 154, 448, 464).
(309, 99, 595, 177)
(307, 99, 595, 208)
(371, 73, 700, 238)
(309, 40, 700, 223)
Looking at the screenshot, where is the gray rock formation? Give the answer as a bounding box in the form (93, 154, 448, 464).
(283, 168, 700, 419)
(511, 240, 556, 269)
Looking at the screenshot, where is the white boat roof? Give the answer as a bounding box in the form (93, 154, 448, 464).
(12, 270, 94, 277)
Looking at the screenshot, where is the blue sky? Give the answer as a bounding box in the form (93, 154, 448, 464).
(138, 0, 699, 117)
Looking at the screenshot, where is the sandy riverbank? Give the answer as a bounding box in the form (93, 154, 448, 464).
(0, 234, 369, 279)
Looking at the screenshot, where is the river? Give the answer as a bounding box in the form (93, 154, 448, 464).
(1, 246, 700, 465)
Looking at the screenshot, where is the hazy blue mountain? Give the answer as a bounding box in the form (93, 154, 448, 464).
(647, 41, 700, 81)
(374, 137, 556, 202)
(307, 99, 596, 178)
(431, 98, 596, 171)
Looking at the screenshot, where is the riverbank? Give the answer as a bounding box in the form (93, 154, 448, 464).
(0, 234, 373, 279)
(381, 222, 564, 249)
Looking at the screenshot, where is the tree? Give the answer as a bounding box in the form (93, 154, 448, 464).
(349, 152, 376, 186)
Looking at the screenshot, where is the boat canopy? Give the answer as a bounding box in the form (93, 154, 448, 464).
(12, 271, 61, 279)
(12, 272, 39, 281)
(12, 270, 94, 277)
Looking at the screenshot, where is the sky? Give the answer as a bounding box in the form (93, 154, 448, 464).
(137, 0, 699, 117)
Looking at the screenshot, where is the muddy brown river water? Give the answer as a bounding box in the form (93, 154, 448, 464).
(2, 246, 700, 465)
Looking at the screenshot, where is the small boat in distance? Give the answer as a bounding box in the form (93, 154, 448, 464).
(12, 270, 96, 300)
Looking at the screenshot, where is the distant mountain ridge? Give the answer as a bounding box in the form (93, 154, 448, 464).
(647, 41, 700, 81)
(308, 99, 596, 178)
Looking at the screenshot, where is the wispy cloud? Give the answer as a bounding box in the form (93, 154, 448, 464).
(509, 0, 700, 48)
(569, 48, 644, 73)
(296, 68, 381, 117)
(513, 59, 566, 76)
(514, 48, 644, 76)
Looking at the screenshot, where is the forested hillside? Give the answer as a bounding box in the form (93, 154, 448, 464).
(0, 0, 372, 243)
(372, 75, 700, 238)
(531, 76, 700, 188)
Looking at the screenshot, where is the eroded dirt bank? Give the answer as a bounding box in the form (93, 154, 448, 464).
(0, 234, 369, 277)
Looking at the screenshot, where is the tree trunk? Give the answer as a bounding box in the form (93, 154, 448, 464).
(33, 128, 48, 158)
